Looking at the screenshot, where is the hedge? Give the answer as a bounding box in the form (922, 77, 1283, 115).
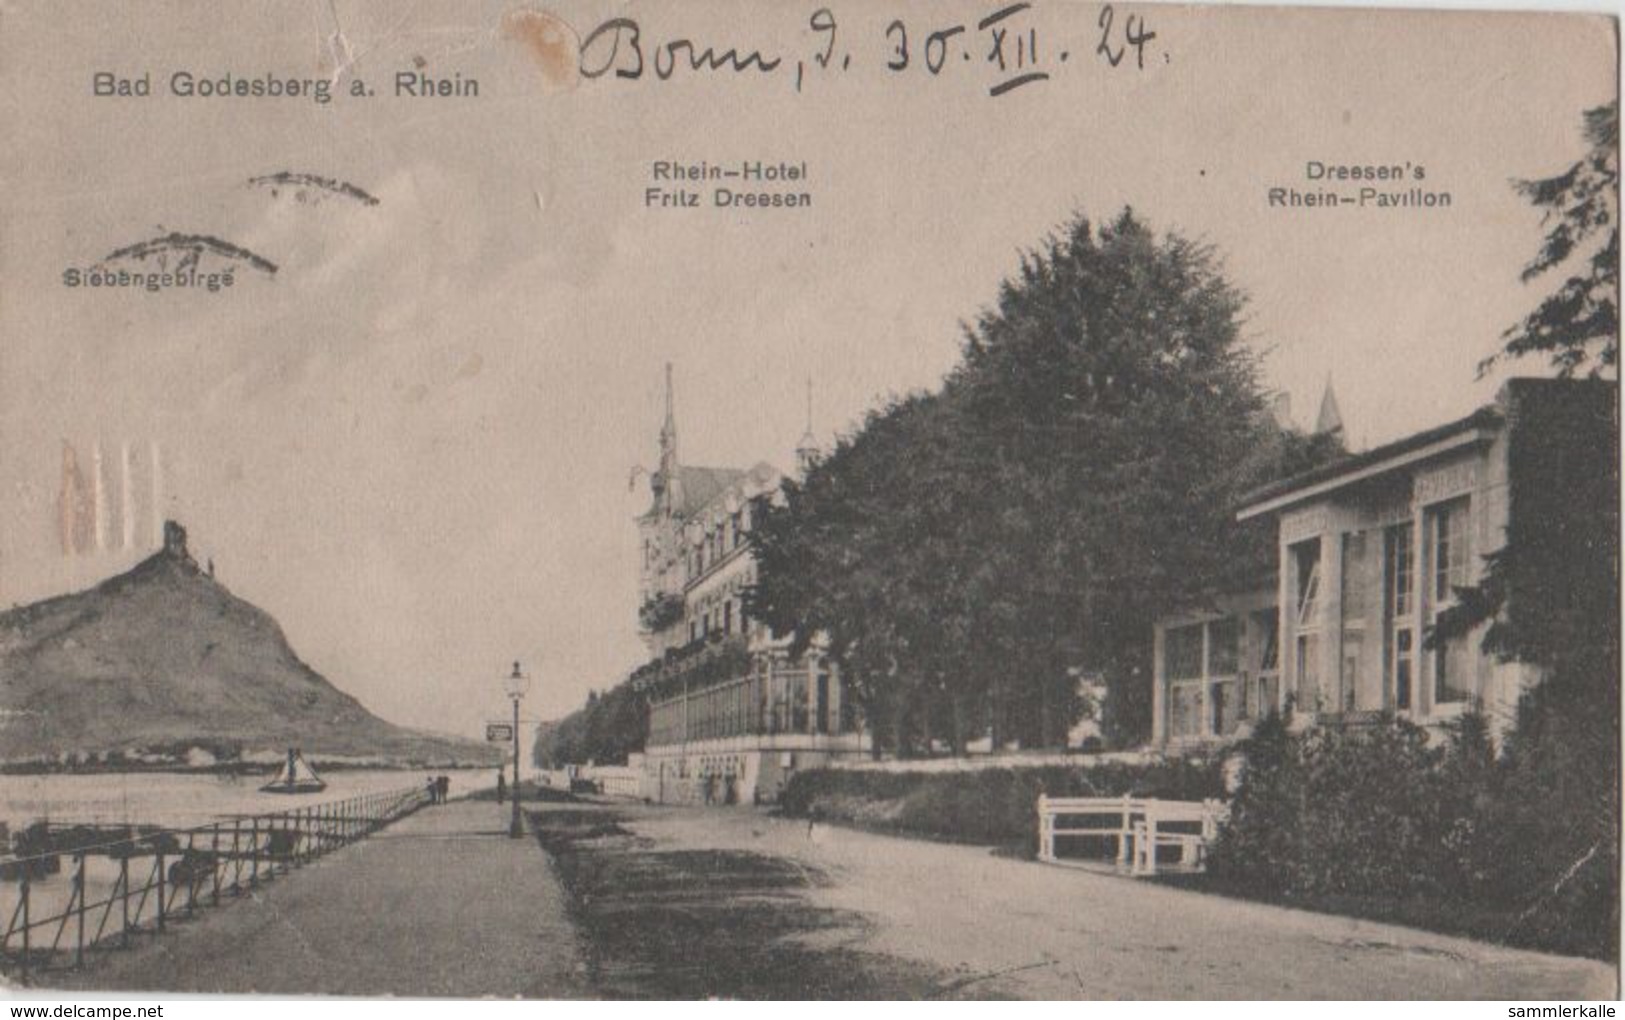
(778, 758, 1225, 849)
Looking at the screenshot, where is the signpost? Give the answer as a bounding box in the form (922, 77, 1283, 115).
(485, 723, 514, 742)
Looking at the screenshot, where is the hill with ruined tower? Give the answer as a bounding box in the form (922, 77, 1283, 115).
(0, 521, 498, 769)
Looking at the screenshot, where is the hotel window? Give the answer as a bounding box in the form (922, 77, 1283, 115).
(1426, 497, 1474, 706)
(723, 600, 733, 635)
(731, 511, 744, 549)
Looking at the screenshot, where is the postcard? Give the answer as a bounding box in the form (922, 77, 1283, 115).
(0, 0, 1617, 1003)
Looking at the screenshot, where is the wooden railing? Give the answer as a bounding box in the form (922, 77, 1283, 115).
(1036, 794, 1229, 876)
(0, 786, 431, 985)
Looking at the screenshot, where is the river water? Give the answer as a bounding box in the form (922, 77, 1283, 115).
(0, 767, 505, 835)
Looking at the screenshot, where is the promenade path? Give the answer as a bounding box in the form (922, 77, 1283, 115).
(538, 803, 1618, 1000)
(52, 800, 585, 997)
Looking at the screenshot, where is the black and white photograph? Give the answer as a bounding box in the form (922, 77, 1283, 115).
(0, 0, 1617, 1005)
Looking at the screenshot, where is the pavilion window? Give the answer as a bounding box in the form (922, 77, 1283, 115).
(1169, 684, 1201, 738)
(1250, 609, 1280, 718)
(1208, 618, 1239, 676)
(1295, 634, 1321, 711)
(1290, 538, 1325, 711)
(1211, 680, 1240, 736)
(1384, 523, 1416, 711)
(1206, 618, 1241, 735)
(1429, 498, 1470, 601)
(1161, 617, 1255, 739)
(1293, 539, 1321, 627)
(1341, 531, 1377, 712)
(1426, 497, 1473, 706)
(1166, 625, 1203, 682)
(1165, 623, 1206, 738)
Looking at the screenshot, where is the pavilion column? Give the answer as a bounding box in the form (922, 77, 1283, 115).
(806, 653, 819, 735)
(829, 660, 842, 734)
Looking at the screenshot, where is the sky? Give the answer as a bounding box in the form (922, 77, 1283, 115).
(0, 0, 1614, 738)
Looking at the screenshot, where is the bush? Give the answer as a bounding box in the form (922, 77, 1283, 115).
(1208, 704, 1616, 960)
(1208, 713, 1489, 900)
(1469, 670, 1618, 958)
(779, 758, 1225, 849)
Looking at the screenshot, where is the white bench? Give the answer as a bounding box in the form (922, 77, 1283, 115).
(1037, 794, 1228, 876)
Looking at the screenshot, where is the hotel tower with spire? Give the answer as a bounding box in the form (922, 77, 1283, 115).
(630, 365, 868, 805)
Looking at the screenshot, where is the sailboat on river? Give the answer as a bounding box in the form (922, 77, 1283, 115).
(260, 747, 327, 795)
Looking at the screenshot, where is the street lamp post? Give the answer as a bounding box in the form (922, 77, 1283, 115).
(503, 660, 531, 839)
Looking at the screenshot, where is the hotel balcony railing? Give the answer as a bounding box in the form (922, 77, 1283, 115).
(646, 660, 852, 746)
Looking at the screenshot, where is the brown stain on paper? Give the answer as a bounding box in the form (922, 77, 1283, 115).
(501, 8, 581, 91)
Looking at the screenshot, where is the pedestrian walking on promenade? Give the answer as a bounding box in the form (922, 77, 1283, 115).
(496, 770, 507, 805)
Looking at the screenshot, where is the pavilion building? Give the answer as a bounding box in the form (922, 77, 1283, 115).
(1152, 377, 1617, 749)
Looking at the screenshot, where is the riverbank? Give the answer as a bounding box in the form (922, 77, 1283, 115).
(533, 801, 1616, 1000)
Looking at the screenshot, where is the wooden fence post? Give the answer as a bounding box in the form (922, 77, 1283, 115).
(19, 870, 29, 985)
(155, 853, 167, 932)
(120, 856, 131, 947)
(74, 854, 85, 968)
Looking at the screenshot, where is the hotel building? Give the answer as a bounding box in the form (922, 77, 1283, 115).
(632, 367, 868, 804)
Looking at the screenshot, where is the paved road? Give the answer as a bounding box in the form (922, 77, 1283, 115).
(600, 804, 1618, 1000)
(51, 800, 585, 997)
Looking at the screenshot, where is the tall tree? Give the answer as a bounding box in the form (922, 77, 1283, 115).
(751, 209, 1336, 749)
(1482, 100, 1619, 377)
(748, 392, 968, 755)
(950, 210, 1289, 742)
